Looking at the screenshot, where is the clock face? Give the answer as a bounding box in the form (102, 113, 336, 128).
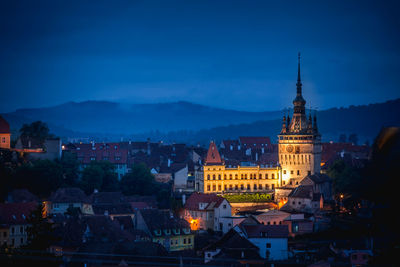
(286, 145, 293, 153)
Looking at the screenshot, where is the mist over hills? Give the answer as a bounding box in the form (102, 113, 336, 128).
(2, 99, 399, 145)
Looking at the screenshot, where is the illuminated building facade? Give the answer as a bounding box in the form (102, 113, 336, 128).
(278, 54, 321, 186)
(203, 54, 321, 193)
(203, 141, 281, 194)
(0, 115, 11, 150)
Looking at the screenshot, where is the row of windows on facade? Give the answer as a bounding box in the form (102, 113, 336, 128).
(81, 157, 122, 161)
(279, 136, 314, 140)
(170, 237, 192, 245)
(1, 137, 6, 143)
(283, 170, 301, 176)
(3, 226, 26, 236)
(76, 145, 119, 151)
(207, 183, 276, 191)
(207, 173, 276, 180)
(281, 154, 311, 162)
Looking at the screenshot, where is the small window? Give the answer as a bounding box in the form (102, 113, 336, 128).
(266, 243, 271, 248)
(223, 204, 227, 209)
(283, 170, 286, 174)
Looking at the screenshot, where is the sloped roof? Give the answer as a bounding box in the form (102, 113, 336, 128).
(241, 224, 289, 238)
(68, 143, 128, 164)
(7, 189, 38, 203)
(90, 192, 126, 204)
(0, 202, 37, 225)
(239, 136, 271, 148)
(139, 209, 191, 235)
(204, 228, 258, 251)
(304, 173, 332, 184)
(49, 187, 89, 203)
(184, 192, 226, 211)
(205, 141, 222, 165)
(92, 203, 133, 216)
(288, 185, 313, 199)
(0, 115, 10, 134)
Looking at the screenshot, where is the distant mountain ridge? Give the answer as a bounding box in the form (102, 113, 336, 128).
(3, 100, 282, 135)
(2, 99, 399, 145)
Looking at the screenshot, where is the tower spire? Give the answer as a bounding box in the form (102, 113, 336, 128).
(296, 52, 302, 96)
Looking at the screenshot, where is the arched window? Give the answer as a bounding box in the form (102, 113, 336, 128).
(265, 173, 268, 179)
(229, 174, 232, 180)
(259, 174, 262, 179)
(235, 174, 238, 179)
(253, 184, 257, 190)
(272, 174, 275, 179)
(218, 174, 221, 180)
(213, 174, 216, 180)
(207, 174, 210, 180)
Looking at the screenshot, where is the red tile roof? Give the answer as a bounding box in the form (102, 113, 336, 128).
(68, 143, 128, 164)
(205, 141, 222, 165)
(241, 224, 289, 238)
(0, 202, 37, 226)
(239, 136, 271, 149)
(184, 192, 226, 211)
(0, 115, 10, 134)
(321, 142, 369, 164)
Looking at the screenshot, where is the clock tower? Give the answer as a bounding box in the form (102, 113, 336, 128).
(278, 53, 321, 187)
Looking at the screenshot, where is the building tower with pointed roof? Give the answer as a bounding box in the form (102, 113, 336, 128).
(0, 115, 11, 149)
(278, 54, 321, 187)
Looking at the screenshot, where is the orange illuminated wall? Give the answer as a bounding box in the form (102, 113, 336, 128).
(0, 133, 10, 149)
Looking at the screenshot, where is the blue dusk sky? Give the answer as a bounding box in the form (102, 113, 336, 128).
(1, 0, 399, 113)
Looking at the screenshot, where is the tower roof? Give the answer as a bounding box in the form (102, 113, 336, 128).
(293, 52, 306, 105)
(0, 115, 10, 134)
(205, 141, 222, 165)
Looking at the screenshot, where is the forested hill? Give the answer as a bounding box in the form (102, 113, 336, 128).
(2, 99, 399, 145)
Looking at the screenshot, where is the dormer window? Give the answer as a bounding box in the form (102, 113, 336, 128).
(154, 229, 161, 236)
(173, 229, 180, 235)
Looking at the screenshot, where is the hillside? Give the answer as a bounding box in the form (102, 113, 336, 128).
(2, 99, 399, 145)
(3, 101, 282, 135)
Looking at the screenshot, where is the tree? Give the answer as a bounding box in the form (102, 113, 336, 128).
(80, 161, 119, 194)
(120, 163, 156, 195)
(19, 121, 54, 143)
(14, 160, 64, 198)
(25, 204, 57, 250)
(80, 164, 104, 195)
(59, 151, 80, 187)
(327, 159, 361, 197)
